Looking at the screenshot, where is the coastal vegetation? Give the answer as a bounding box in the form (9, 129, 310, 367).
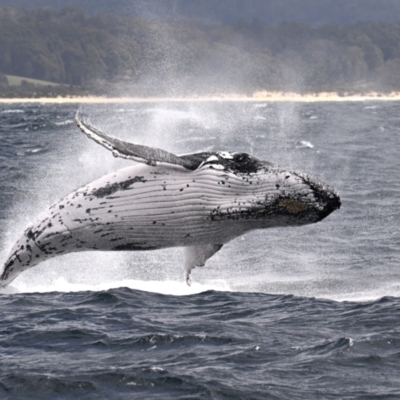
(0, 71, 8, 87)
(0, 5, 400, 97)
(2, 0, 400, 25)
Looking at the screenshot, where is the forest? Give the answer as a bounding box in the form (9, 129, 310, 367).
(2, 0, 400, 25)
(1, 5, 400, 97)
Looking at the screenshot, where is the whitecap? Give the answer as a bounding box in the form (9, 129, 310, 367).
(150, 367, 165, 372)
(1, 109, 24, 114)
(16, 148, 46, 156)
(297, 140, 314, 149)
(53, 119, 74, 126)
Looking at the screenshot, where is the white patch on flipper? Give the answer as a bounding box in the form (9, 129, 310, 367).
(184, 244, 223, 286)
(210, 164, 225, 170)
(198, 155, 224, 170)
(218, 151, 234, 159)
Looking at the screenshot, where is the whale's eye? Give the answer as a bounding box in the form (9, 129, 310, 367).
(230, 153, 262, 174)
(234, 153, 248, 163)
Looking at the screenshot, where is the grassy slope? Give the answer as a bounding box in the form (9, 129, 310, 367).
(5, 74, 62, 87)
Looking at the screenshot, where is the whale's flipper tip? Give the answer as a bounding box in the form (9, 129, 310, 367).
(185, 271, 192, 287)
(184, 244, 223, 286)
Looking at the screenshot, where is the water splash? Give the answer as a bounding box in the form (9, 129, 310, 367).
(2, 102, 397, 302)
(3, 276, 231, 296)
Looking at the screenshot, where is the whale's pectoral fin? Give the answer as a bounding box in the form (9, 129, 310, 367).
(184, 244, 223, 286)
(75, 113, 198, 170)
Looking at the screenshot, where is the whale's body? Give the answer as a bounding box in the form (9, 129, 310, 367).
(0, 117, 341, 288)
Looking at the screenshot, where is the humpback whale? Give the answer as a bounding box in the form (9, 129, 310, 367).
(0, 115, 341, 288)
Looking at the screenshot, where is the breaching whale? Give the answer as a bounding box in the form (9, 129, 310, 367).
(0, 115, 341, 288)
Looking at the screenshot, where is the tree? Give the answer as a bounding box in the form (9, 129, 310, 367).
(1, 4, 400, 94)
(0, 71, 8, 86)
(377, 58, 400, 90)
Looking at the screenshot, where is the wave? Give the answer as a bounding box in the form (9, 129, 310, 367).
(297, 337, 354, 357)
(16, 147, 48, 156)
(2, 277, 231, 296)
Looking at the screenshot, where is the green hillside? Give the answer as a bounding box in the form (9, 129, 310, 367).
(0, 0, 400, 24)
(1, 5, 400, 96)
(6, 74, 62, 87)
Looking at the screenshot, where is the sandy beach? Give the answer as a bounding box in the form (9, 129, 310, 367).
(1, 91, 400, 103)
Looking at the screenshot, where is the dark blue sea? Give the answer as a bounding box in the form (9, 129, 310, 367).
(0, 101, 400, 399)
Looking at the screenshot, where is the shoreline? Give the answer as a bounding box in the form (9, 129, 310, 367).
(1, 91, 400, 103)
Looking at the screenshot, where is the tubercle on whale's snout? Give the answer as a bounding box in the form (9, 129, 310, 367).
(260, 166, 341, 222)
(258, 164, 340, 218)
(318, 191, 341, 221)
(300, 175, 341, 221)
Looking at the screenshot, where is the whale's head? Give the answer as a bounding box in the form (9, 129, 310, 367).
(263, 167, 341, 226)
(205, 152, 341, 227)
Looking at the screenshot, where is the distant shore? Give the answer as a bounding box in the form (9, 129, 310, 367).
(1, 91, 400, 103)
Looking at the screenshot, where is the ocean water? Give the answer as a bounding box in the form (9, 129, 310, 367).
(0, 101, 399, 399)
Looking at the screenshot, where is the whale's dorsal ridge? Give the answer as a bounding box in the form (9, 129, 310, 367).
(75, 113, 200, 170)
